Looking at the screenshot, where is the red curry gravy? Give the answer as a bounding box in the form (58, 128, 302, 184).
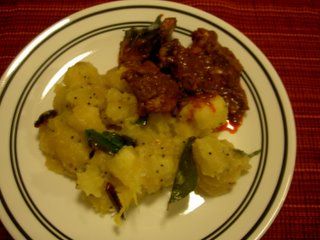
(119, 16, 248, 127)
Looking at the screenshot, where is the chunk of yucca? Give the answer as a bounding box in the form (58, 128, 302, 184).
(104, 146, 142, 193)
(105, 88, 138, 123)
(193, 134, 251, 196)
(77, 163, 106, 198)
(66, 104, 106, 132)
(103, 66, 131, 92)
(39, 116, 90, 178)
(63, 62, 101, 87)
(179, 95, 228, 134)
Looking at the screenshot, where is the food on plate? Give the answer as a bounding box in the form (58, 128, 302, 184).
(119, 15, 247, 125)
(35, 16, 257, 223)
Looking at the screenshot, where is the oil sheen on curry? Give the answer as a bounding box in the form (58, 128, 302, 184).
(120, 15, 248, 126)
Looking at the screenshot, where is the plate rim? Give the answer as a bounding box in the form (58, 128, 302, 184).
(0, 1, 296, 239)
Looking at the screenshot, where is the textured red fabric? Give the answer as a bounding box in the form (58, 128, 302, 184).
(1, 0, 319, 239)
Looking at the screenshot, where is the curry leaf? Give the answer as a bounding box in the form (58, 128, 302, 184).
(85, 129, 136, 155)
(169, 136, 197, 204)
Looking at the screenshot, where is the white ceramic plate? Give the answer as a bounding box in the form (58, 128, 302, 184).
(0, 1, 296, 239)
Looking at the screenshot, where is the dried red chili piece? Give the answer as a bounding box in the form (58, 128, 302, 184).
(34, 109, 57, 128)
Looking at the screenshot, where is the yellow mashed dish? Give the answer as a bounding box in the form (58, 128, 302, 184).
(35, 17, 256, 223)
(35, 62, 251, 222)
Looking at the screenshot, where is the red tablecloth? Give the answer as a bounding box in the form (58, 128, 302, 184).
(0, 0, 319, 239)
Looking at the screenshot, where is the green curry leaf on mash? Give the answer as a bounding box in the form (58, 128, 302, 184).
(85, 129, 136, 155)
(169, 136, 197, 204)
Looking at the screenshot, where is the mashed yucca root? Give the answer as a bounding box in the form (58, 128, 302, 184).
(37, 61, 251, 222)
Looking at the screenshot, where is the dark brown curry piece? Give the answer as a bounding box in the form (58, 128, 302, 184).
(122, 61, 180, 115)
(119, 17, 177, 67)
(119, 17, 248, 125)
(119, 17, 180, 115)
(159, 28, 248, 125)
